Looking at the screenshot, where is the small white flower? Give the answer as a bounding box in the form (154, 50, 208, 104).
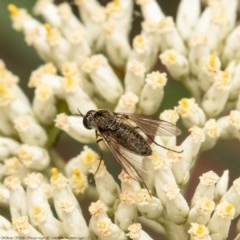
(50, 168, 81, 221)
(222, 25, 240, 65)
(221, 177, 240, 217)
(89, 200, 115, 239)
(93, 162, 120, 207)
(229, 61, 240, 100)
(1, 90, 34, 127)
(8, 4, 42, 34)
(193, 3, 234, 53)
(159, 49, 189, 80)
(114, 92, 139, 113)
(3, 157, 29, 179)
(188, 198, 215, 225)
(12, 216, 43, 237)
(56, 198, 89, 238)
(177, 98, 206, 128)
(14, 115, 48, 146)
(62, 75, 97, 114)
(89, 199, 108, 218)
(188, 34, 210, 77)
(61, 61, 94, 96)
(29, 205, 64, 237)
(74, 0, 102, 25)
(136, 0, 165, 23)
(215, 170, 229, 202)
(81, 54, 123, 103)
(124, 60, 145, 95)
(37, 2, 91, 62)
(17, 144, 50, 170)
(163, 183, 189, 224)
(33, 84, 57, 125)
(207, 201, 235, 239)
(162, 106, 179, 120)
(150, 149, 178, 203)
(96, 217, 127, 240)
(103, 21, 131, 68)
(136, 189, 163, 219)
(106, 0, 133, 35)
(184, 124, 205, 155)
(217, 114, 234, 140)
(43, 23, 72, 68)
(24, 173, 53, 222)
(176, 0, 201, 43)
(127, 223, 154, 240)
(0, 215, 14, 232)
(118, 170, 142, 193)
(115, 191, 137, 231)
(188, 223, 211, 240)
(65, 145, 100, 176)
(28, 63, 62, 95)
(217, 110, 240, 140)
(0, 111, 15, 137)
(158, 17, 187, 55)
(229, 110, 240, 140)
(0, 183, 10, 205)
(198, 55, 221, 91)
(83, 5, 107, 51)
(201, 70, 231, 117)
(167, 150, 187, 186)
(191, 171, 219, 207)
(0, 137, 20, 161)
(54, 113, 95, 143)
(4, 176, 27, 218)
(139, 71, 167, 115)
(69, 168, 88, 194)
(130, 34, 159, 72)
(201, 119, 221, 151)
(34, 0, 62, 27)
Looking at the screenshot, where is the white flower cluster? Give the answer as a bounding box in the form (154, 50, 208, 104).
(0, 0, 240, 239)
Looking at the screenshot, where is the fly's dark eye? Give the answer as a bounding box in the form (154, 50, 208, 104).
(83, 116, 91, 129)
(82, 110, 96, 129)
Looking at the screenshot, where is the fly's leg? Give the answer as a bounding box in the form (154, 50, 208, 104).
(88, 131, 104, 183)
(93, 130, 104, 176)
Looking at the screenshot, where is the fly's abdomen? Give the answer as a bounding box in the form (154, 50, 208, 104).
(111, 123, 152, 156)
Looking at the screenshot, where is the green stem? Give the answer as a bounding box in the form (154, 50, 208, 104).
(160, 219, 188, 240)
(182, 77, 202, 103)
(48, 149, 66, 172)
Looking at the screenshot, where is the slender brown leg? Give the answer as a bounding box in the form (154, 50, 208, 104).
(93, 130, 104, 176)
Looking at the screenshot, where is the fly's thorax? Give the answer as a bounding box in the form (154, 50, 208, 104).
(95, 110, 118, 130)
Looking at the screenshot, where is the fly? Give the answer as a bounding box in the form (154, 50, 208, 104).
(78, 109, 182, 192)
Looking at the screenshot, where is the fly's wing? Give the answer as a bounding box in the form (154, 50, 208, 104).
(115, 113, 181, 137)
(99, 130, 148, 187)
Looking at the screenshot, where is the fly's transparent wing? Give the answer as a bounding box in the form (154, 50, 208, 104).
(99, 130, 148, 189)
(115, 113, 182, 137)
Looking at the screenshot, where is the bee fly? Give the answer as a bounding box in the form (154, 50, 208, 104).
(78, 109, 182, 192)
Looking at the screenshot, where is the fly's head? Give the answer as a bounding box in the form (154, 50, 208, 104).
(83, 110, 97, 129)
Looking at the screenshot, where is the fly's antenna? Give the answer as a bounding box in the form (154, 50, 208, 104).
(77, 108, 84, 117)
(70, 108, 85, 117)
